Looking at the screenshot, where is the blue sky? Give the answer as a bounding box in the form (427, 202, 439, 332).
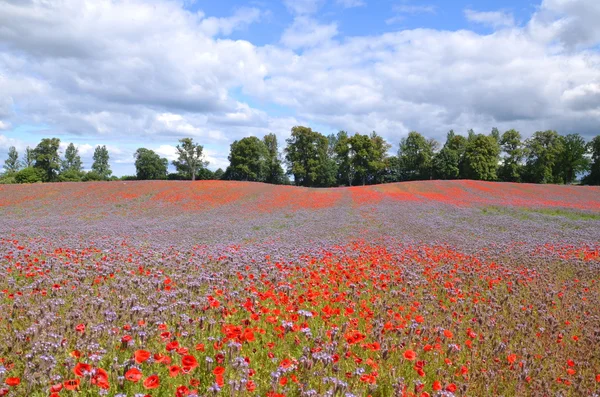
(1, 0, 599, 176)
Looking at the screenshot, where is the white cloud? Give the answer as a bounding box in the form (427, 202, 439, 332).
(281, 17, 339, 49)
(465, 9, 515, 28)
(283, 0, 325, 15)
(0, 0, 599, 179)
(336, 0, 366, 8)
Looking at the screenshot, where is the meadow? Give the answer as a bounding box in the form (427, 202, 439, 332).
(0, 180, 599, 397)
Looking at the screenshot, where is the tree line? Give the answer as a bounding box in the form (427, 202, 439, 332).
(2, 127, 600, 185)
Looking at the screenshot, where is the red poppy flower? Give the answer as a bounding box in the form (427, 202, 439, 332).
(50, 384, 63, 393)
(143, 374, 160, 389)
(63, 379, 80, 391)
(75, 323, 85, 333)
(246, 380, 256, 391)
(125, 368, 142, 383)
(446, 383, 457, 392)
(4, 378, 19, 387)
(181, 355, 198, 370)
(403, 350, 416, 360)
(73, 363, 92, 377)
(169, 365, 181, 377)
(134, 350, 151, 363)
(432, 381, 442, 391)
(213, 366, 225, 376)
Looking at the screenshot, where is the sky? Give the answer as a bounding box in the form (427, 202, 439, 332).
(0, 0, 599, 176)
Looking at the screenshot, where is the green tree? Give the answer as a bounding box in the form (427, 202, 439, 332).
(33, 138, 61, 182)
(134, 148, 168, 180)
(172, 138, 207, 181)
(432, 131, 466, 180)
(23, 147, 35, 168)
(523, 130, 564, 184)
(285, 126, 335, 187)
(398, 132, 436, 181)
(583, 136, 600, 185)
(556, 133, 590, 184)
(462, 134, 500, 181)
(14, 167, 43, 184)
(213, 168, 225, 180)
(61, 143, 83, 173)
(3, 146, 21, 174)
(498, 129, 524, 182)
(91, 145, 112, 180)
(369, 132, 392, 184)
(225, 136, 269, 182)
(263, 134, 286, 184)
(333, 131, 352, 186)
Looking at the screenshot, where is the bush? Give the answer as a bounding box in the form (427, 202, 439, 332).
(14, 167, 44, 184)
(58, 169, 84, 182)
(0, 175, 17, 184)
(82, 171, 104, 182)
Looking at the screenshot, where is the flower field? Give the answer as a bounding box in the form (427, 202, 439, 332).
(1, 181, 599, 397)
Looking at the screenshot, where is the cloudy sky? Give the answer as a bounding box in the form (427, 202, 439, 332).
(1, 0, 599, 176)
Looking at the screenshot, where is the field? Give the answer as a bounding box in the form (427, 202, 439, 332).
(0, 180, 599, 397)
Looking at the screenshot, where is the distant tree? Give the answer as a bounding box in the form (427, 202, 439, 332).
(3, 146, 21, 174)
(556, 133, 590, 184)
(225, 136, 269, 182)
(490, 127, 501, 144)
(498, 129, 524, 182)
(134, 148, 168, 180)
(285, 126, 334, 187)
(172, 138, 207, 181)
(263, 133, 286, 184)
(369, 132, 392, 184)
(213, 168, 225, 180)
(398, 132, 436, 181)
(14, 167, 43, 184)
(33, 138, 61, 182)
(462, 134, 500, 181)
(583, 135, 600, 185)
(91, 145, 112, 180)
(333, 131, 352, 185)
(432, 131, 466, 179)
(523, 130, 564, 184)
(383, 156, 402, 183)
(61, 143, 83, 173)
(23, 147, 35, 168)
(82, 171, 104, 182)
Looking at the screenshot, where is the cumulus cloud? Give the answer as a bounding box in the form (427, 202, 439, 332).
(281, 17, 339, 49)
(465, 9, 515, 28)
(0, 0, 600, 176)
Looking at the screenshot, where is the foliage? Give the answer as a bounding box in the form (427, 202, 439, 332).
(556, 134, 590, 184)
(23, 147, 35, 168)
(33, 138, 61, 182)
(432, 131, 465, 180)
(213, 168, 225, 180)
(82, 171, 106, 182)
(462, 133, 500, 181)
(583, 136, 600, 185)
(134, 148, 168, 180)
(225, 137, 269, 182)
(285, 126, 335, 187)
(91, 145, 112, 180)
(498, 129, 524, 182)
(172, 138, 208, 181)
(14, 166, 44, 183)
(61, 143, 83, 173)
(523, 130, 564, 184)
(263, 134, 286, 185)
(3, 146, 21, 174)
(398, 131, 436, 181)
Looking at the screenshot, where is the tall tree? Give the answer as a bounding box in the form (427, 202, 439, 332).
(333, 131, 352, 186)
(172, 138, 207, 181)
(33, 138, 61, 182)
(61, 143, 83, 172)
(225, 136, 269, 182)
(498, 129, 524, 182)
(369, 132, 392, 185)
(556, 133, 590, 184)
(24, 147, 35, 168)
(523, 130, 564, 184)
(285, 126, 334, 187)
(263, 133, 286, 184)
(3, 146, 21, 174)
(584, 135, 600, 185)
(91, 145, 112, 180)
(462, 134, 500, 181)
(134, 148, 168, 180)
(432, 131, 466, 179)
(398, 131, 436, 181)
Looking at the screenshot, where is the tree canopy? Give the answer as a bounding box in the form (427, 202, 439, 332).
(134, 148, 168, 180)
